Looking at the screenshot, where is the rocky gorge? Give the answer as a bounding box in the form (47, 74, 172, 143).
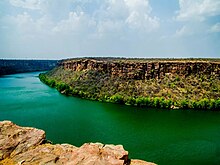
(0, 121, 156, 165)
(40, 58, 220, 110)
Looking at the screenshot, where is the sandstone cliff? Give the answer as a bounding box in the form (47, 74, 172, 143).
(61, 58, 220, 80)
(0, 121, 156, 165)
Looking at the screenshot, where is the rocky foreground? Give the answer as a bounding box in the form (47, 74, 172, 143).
(0, 121, 156, 165)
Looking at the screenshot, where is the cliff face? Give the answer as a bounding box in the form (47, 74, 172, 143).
(0, 121, 156, 165)
(61, 59, 220, 80)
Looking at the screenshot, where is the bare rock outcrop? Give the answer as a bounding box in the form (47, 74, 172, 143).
(0, 121, 45, 160)
(0, 121, 156, 165)
(61, 58, 220, 80)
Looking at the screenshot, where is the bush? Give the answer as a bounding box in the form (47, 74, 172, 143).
(175, 76, 180, 81)
(56, 83, 69, 92)
(180, 100, 189, 109)
(110, 94, 124, 104)
(125, 97, 136, 105)
(161, 99, 173, 109)
(153, 97, 160, 108)
(135, 97, 146, 106)
(197, 98, 209, 109)
(214, 99, 220, 109)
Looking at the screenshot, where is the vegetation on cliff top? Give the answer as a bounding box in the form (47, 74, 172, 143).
(39, 59, 220, 110)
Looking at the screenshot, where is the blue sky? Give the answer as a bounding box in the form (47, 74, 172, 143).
(0, 0, 220, 59)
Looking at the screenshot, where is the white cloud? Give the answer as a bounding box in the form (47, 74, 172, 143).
(105, 0, 128, 19)
(106, 0, 159, 32)
(209, 23, 220, 33)
(6, 12, 54, 37)
(124, 0, 159, 32)
(8, 0, 159, 34)
(9, 0, 42, 10)
(177, 0, 220, 21)
(124, 0, 151, 14)
(175, 25, 192, 37)
(126, 11, 159, 32)
(53, 0, 159, 34)
(52, 11, 96, 34)
(174, 0, 220, 37)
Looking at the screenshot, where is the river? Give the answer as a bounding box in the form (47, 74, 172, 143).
(0, 72, 220, 165)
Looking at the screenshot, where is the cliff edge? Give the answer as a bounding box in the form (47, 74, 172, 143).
(0, 121, 156, 165)
(60, 58, 220, 80)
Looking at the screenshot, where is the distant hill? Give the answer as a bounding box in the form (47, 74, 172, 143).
(0, 59, 58, 75)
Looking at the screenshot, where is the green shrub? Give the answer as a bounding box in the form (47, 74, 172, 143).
(215, 99, 220, 109)
(56, 83, 69, 92)
(153, 97, 160, 108)
(135, 97, 146, 106)
(110, 94, 124, 104)
(162, 99, 173, 109)
(125, 97, 136, 105)
(175, 76, 180, 81)
(180, 100, 189, 109)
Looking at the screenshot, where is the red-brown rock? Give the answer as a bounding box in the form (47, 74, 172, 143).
(0, 121, 156, 165)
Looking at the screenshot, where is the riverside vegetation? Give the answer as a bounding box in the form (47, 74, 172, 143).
(39, 58, 220, 110)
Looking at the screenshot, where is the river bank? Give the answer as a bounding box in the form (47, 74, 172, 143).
(39, 58, 220, 110)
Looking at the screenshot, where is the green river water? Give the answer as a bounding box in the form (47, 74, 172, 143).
(0, 72, 220, 165)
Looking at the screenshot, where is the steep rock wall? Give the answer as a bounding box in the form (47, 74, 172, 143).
(61, 59, 220, 80)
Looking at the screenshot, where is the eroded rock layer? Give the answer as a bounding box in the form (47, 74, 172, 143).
(0, 121, 156, 165)
(61, 58, 220, 80)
